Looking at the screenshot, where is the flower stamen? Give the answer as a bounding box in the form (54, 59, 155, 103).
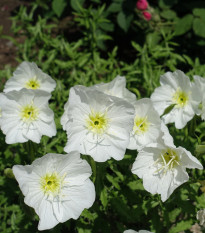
(86, 110, 109, 134)
(154, 149, 180, 175)
(25, 76, 40, 89)
(20, 103, 39, 123)
(40, 172, 66, 198)
(133, 116, 150, 135)
(172, 89, 189, 107)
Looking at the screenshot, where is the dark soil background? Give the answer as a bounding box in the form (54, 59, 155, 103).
(0, 0, 22, 69)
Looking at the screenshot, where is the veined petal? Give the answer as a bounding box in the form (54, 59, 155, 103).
(178, 147, 203, 169)
(38, 199, 59, 231)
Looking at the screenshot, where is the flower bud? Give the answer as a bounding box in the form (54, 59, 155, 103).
(4, 168, 15, 179)
(136, 0, 148, 11)
(142, 11, 152, 21)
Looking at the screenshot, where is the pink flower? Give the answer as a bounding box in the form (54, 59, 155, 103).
(143, 11, 152, 21)
(136, 0, 148, 11)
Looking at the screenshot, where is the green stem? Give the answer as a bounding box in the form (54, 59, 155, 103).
(25, 141, 36, 162)
(90, 157, 97, 183)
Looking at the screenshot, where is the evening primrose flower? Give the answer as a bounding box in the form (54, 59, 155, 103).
(132, 142, 203, 202)
(193, 75, 205, 98)
(193, 75, 205, 119)
(0, 89, 56, 144)
(91, 75, 137, 105)
(197, 209, 205, 227)
(12, 152, 95, 231)
(201, 96, 205, 120)
(61, 76, 136, 132)
(127, 98, 162, 150)
(0, 93, 6, 118)
(151, 70, 201, 129)
(4, 61, 56, 93)
(61, 85, 135, 162)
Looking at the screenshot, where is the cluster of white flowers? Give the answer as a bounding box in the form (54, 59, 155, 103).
(1, 65, 204, 231)
(60, 74, 203, 204)
(130, 70, 204, 201)
(0, 61, 57, 144)
(0, 61, 96, 230)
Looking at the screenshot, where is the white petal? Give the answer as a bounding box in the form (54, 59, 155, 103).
(178, 147, 203, 169)
(38, 199, 59, 231)
(59, 179, 95, 222)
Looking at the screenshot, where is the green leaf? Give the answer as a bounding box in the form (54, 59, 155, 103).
(52, 0, 67, 17)
(131, 41, 142, 52)
(70, 0, 85, 12)
(99, 22, 114, 32)
(159, 0, 178, 9)
(127, 180, 144, 191)
(193, 9, 205, 38)
(196, 144, 205, 156)
(111, 197, 135, 222)
(142, 198, 159, 215)
(161, 104, 176, 117)
(146, 32, 161, 48)
(193, 8, 205, 21)
(106, 174, 120, 190)
(100, 187, 108, 208)
(117, 11, 133, 32)
(193, 18, 205, 38)
(160, 10, 177, 19)
(169, 219, 193, 233)
(196, 194, 205, 208)
(168, 208, 181, 222)
(174, 14, 193, 36)
(107, 3, 122, 13)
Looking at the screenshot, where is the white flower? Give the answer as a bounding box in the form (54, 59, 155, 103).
(201, 95, 205, 120)
(193, 75, 205, 98)
(61, 85, 135, 162)
(124, 230, 153, 233)
(0, 89, 56, 144)
(3, 61, 56, 93)
(127, 98, 162, 150)
(131, 142, 203, 202)
(193, 75, 205, 119)
(61, 76, 136, 132)
(91, 75, 137, 105)
(151, 70, 201, 129)
(12, 152, 95, 231)
(197, 209, 205, 227)
(0, 93, 6, 118)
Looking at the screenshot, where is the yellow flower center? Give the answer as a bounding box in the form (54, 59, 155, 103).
(154, 148, 180, 175)
(172, 89, 189, 107)
(20, 104, 39, 123)
(133, 116, 150, 135)
(40, 172, 65, 196)
(86, 110, 109, 134)
(25, 77, 40, 89)
(162, 149, 179, 168)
